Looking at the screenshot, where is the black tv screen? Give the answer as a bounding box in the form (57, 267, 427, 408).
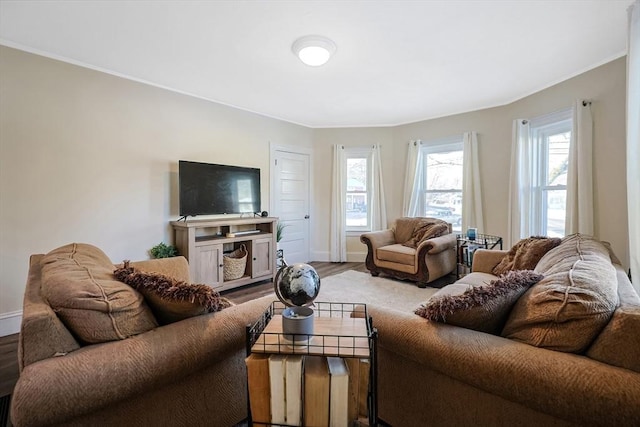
(179, 160, 261, 217)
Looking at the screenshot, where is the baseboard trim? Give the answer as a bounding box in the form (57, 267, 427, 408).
(347, 252, 367, 263)
(311, 251, 330, 262)
(0, 310, 22, 337)
(311, 251, 366, 263)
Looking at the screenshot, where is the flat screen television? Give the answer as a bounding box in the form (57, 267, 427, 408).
(179, 160, 261, 217)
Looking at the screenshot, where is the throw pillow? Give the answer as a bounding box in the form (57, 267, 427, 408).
(41, 243, 158, 344)
(402, 219, 450, 249)
(492, 236, 561, 276)
(502, 234, 619, 353)
(114, 261, 233, 324)
(414, 270, 544, 335)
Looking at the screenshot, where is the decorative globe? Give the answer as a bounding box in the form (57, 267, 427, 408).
(274, 263, 321, 307)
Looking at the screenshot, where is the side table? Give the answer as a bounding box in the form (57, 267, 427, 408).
(245, 301, 378, 426)
(456, 233, 503, 278)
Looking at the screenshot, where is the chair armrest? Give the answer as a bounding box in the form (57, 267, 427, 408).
(471, 249, 507, 273)
(127, 256, 191, 283)
(368, 306, 640, 426)
(360, 229, 396, 249)
(417, 233, 456, 255)
(11, 295, 273, 427)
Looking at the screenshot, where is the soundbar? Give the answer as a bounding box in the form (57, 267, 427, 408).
(226, 230, 261, 238)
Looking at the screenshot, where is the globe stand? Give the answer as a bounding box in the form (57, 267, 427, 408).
(282, 306, 314, 344)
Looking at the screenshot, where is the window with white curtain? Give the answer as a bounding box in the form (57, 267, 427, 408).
(419, 138, 464, 232)
(529, 109, 572, 237)
(345, 146, 373, 232)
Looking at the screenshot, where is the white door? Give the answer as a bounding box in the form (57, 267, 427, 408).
(272, 147, 311, 264)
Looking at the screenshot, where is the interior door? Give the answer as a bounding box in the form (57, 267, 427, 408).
(272, 148, 311, 264)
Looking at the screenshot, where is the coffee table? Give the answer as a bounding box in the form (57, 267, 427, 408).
(246, 301, 378, 426)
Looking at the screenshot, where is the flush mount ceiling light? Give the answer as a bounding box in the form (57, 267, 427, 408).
(292, 35, 337, 66)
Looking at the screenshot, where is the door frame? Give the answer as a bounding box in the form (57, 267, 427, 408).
(269, 143, 313, 261)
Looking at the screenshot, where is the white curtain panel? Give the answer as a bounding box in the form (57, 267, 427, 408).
(628, 0, 640, 287)
(402, 140, 423, 217)
(371, 144, 388, 230)
(329, 144, 347, 262)
(462, 131, 484, 233)
(508, 119, 532, 247)
(565, 100, 594, 235)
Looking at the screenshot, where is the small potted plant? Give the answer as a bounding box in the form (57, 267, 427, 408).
(276, 222, 288, 268)
(276, 222, 288, 244)
(149, 242, 178, 259)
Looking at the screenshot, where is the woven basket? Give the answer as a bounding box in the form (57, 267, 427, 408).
(224, 244, 248, 281)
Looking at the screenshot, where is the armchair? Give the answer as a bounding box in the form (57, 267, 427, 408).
(360, 217, 457, 288)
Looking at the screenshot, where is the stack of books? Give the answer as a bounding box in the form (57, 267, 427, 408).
(245, 353, 370, 426)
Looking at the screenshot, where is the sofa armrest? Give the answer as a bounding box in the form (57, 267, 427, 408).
(128, 256, 191, 283)
(417, 233, 456, 255)
(471, 249, 507, 273)
(368, 306, 640, 426)
(360, 229, 396, 249)
(11, 295, 273, 427)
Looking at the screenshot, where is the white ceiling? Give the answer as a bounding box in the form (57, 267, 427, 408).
(0, 1, 631, 128)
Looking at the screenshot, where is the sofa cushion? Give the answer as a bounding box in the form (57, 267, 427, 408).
(402, 218, 450, 249)
(502, 234, 619, 353)
(114, 261, 233, 324)
(586, 267, 640, 373)
(393, 218, 418, 245)
(41, 243, 158, 344)
(415, 270, 543, 334)
(492, 236, 561, 276)
(376, 244, 415, 266)
(19, 255, 82, 369)
(129, 256, 192, 283)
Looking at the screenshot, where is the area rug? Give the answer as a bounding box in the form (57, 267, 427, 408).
(316, 270, 439, 312)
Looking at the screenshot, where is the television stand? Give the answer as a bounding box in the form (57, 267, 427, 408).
(171, 217, 277, 292)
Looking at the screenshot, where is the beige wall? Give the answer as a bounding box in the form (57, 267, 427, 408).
(0, 46, 313, 316)
(311, 57, 629, 269)
(0, 45, 629, 325)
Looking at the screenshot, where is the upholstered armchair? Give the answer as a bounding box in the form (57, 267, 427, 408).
(360, 217, 457, 288)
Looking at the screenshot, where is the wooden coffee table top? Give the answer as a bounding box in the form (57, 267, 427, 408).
(251, 314, 370, 358)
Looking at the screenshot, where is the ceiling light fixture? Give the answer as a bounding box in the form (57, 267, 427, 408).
(292, 35, 336, 67)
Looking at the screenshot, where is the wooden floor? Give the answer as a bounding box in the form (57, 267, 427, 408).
(0, 261, 367, 405)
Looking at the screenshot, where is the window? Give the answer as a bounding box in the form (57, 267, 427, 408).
(418, 138, 464, 232)
(345, 147, 373, 231)
(529, 109, 572, 237)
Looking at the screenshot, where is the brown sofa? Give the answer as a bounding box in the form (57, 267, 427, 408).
(367, 234, 640, 426)
(11, 245, 272, 427)
(360, 217, 457, 287)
